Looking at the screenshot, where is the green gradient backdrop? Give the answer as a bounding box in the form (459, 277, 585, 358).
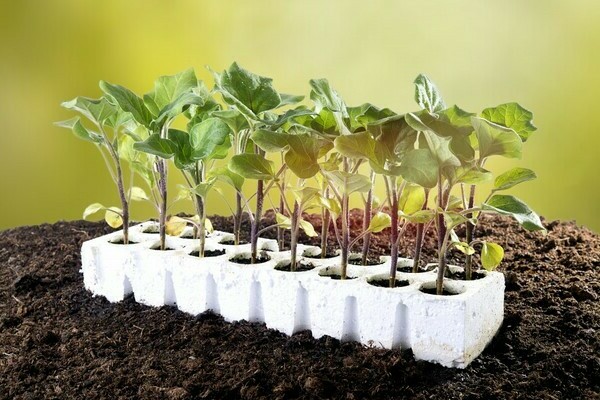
(1, 1, 599, 232)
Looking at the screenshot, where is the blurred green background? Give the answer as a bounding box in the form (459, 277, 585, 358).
(1, 0, 599, 232)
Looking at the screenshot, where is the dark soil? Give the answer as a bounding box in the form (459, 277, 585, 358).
(322, 274, 358, 281)
(448, 270, 487, 281)
(219, 239, 249, 246)
(109, 239, 139, 245)
(369, 279, 411, 288)
(397, 266, 432, 273)
(348, 256, 384, 266)
(274, 261, 316, 273)
(0, 211, 599, 399)
(421, 287, 460, 296)
(188, 249, 226, 258)
(228, 254, 271, 265)
(302, 250, 338, 259)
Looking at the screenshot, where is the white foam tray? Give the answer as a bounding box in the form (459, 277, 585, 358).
(81, 221, 504, 368)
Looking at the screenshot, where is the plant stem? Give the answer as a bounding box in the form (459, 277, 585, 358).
(234, 192, 242, 245)
(157, 159, 168, 251)
(277, 155, 286, 251)
(340, 191, 349, 280)
(114, 154, 129, 244)
(389, 180, 399, 288)
(412, 189, 430, 273)
(361, 171, 375, 266)
(464, 184, 476, 280)
(321, 187, 331, 258)
(435, 173, 447, 295)
(194, 194, 205, 257)
(289, 200, 301, 272)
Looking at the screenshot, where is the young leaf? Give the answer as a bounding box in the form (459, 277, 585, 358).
(190, 178, 217, 199)
(104, 207, 123, 228)
(398, 149, 439, 188)
(189, 117, 232, 160)
(481, 241, 504, 270)
(61, 96, 117, 124)
(205, 218, 214, 234)
(129, 187, 149, 201)
(299, 219, 319, 237)
(414, 74, 446, 113)
(208, 166, 244, 191)
(322, 170, 372, 195)
(228, 154, 275, 180)
(319, 195, 341, 217)
(100, 81, 153, 128)
(452, 241, 475, 255)
(493, 167, 537, 191)
(443, 211, 469, 230)
(143, 68, 198, 117)
(83, 203, 105, 219)
(367, 212, 391, 233)
(133, 133, 176, 159)
(291, 187, 320, 206)
(55, 117, 103, 144)
(399, 209, 435, 224)
(483, 194, 545, 231)
(212, 62, 281, 118)
(472, 117, 522, 159)
(275, 212, 292, 229)
(481, 103, 536, 142)
(398, 185, 426, 215)
(166, 216, 187, 236)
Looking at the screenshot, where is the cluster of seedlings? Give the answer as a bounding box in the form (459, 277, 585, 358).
(58, 63, 545, 295)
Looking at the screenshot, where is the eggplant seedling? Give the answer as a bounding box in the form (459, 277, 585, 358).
(56, 96, 147, 244)
(100, 69, 206, 250)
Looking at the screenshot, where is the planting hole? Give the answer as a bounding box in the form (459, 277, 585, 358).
(229, 253, 271, 264)
(188, 249, 226, 258)
(368, 278, 410, 288)
(142, 225, 159, 234)
(396, 266, 433, 274)
(108, 238, 138, 245)
(447, 270, 487, 281)
(348, 256, 384, 266)
(302, 249, 338, 259)
(275, 260, 316, 272)
(220, 238, 249, 246)
(150, 246, 177, 251)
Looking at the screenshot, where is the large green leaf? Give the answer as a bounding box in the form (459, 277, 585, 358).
(398, 148, 439, 188)
(133, 133, 176, 159)
(472, 117, 522, 159)
(414, 74, 446, 113)
(143, 69, 198, 116)
(334, 131, 376, 161)
(322, 170, 372, 195)
(367, 212, 391, 233)
(100, 81, 153, 128)
(211, 108, 250, 133)
(398, 184, 426, 214)
(406, 113, 461, 168)
(309, 79, 348, 133)
(61, 96, 117, 124)
(55, 117, 103, 144)
(189, 117, 232, 160)
(228, 153, 275, 180)
(167, 129, 195, 170)
(251, 129, 289, 152)
(481, 103, 537, 142)
(483, 194, 545, 231)
(493, 167, 537, 191)
(209, 166, 244, 191)
(212, 62, 281, 119)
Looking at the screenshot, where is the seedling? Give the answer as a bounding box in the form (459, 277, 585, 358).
(100, 69, 206, 250)
(56, 96, 146, 243)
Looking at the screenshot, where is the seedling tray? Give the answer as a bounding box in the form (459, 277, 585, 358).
(81, 222, 504, 368)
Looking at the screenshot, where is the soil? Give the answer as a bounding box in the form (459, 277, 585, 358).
(0, 211, 599, 399)
(188, 249, 226, 258)
(274, 261, 316, 273)
(228, 254, 271, 265)
(348, 256, 384, 266)
(421, 287, 460, 296)
(368, 279, 411, 288)
(397, 266, 432, 274)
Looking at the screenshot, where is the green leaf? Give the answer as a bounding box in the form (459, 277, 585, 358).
(493, 167, 537, 191)
(189, 117, 232, 160)
(211, 109, 249, 133)
(481, 103, 536, 142)
(104, 207, 123, 228)
(251, 129, 289, 152)
(143, 68, 198, 117)
(129, 187, 149, 201)
(61, 96, 117, 124)
(55, 117, 103, 144)
(133, 133, 176, 159)
(299, 219, 318, 237)
(309, 78, 348, 133)
(319, 195, 341, 217)
(399, 209, 435, 223)
(452, 241, 475, 255)
(483, 195, 545, 231)
(414, 74, 446, 113)
(367, 212, 391, 233)
(443, 211, 469, 230)
(481, 241, 504, 271)
(167, 129, 195, 170)
(190, 178, 217, 199)
(83, 203, 105, 219)
(279, 93, 305, 107)
(212, 62, 281, 118)
(118, 135, 137, 162)
(228, 154, 275, 180)
(275, 213, 292, 230)
(398, 149, 439, 188)
(166, 216, 187, 236)
(334, 131, 376, 161)
(322, 170, 372, 195)
(291, 187, 320, 206)
(472, 117, 522, 159)
(399, 184, 426, 214)
(100, 81, 153, 128)
(450, 166, 493, 185)
(209, 166, 244, 191)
